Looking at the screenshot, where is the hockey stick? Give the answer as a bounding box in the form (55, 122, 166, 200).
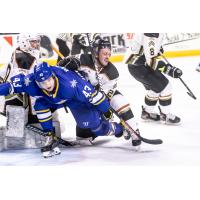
(51, 44, 65, 60)
(49, 43, 69, 114)
(0, 76, 4, 83)
(86, 33, 163, 145)
(160, 54, 197, 100)
(0, 111, 6, 117)
(178, 77, 197, 100)
(3, 64, 11, 83)
(25, 124, 74, 147)
(0, 63, 11, 83)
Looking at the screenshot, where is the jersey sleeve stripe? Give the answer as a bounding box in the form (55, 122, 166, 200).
(38, 116, 53, 123)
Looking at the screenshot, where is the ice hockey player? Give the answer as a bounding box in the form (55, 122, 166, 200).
(0, 33, 41, 121)
(126, 33, 182, 124)
(0, 33, 65, 154)
(55, 33, 101, 57)
(0, 62, 125, 157)
(57, 38, 141, 147)
(70, 33, 91, 56)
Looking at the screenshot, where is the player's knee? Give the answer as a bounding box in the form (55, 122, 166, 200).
(91, 121, 123, 137)
(76, 126, 95, 138)
(159, 83, 172, 106)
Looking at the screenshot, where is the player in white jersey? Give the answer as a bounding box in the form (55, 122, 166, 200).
(126, 33, 182, 124)
(58, 38, 141, 147)
(0, 33, 41, 117)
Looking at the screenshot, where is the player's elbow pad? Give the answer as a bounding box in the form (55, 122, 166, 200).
(89, 90, 110, 113)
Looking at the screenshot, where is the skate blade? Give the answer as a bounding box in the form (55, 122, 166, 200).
(75, 140, 94, 146)
(42, 149, 61, 158)
(141, 118, 161, 124)
(161, 120, 181, 126)
(43, 152, 54, 158)
(132, 145, 141, 152)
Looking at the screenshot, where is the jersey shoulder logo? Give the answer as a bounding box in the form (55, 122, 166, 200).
(24, 77, 31, 86)
(70, 79, 78, 88)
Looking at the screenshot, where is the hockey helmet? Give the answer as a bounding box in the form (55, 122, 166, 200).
(17, 33, 41, 53)
(92, 39, 111, 55)
(34, 62, 53, 83)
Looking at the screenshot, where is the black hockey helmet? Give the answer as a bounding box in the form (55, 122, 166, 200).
(92, 39, 111, 55)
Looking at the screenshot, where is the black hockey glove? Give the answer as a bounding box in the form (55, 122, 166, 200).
(57, 56, 80, 71)
(164, 64, 183, 78)
(160, 46, 164, 54)
(77, 34, 87, 46)
(103, 108, 113, 120)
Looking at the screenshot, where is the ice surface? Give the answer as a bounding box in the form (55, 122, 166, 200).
(0, 56, 200, 166)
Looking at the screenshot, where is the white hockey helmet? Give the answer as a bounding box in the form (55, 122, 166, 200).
(17, 33, 41, 52)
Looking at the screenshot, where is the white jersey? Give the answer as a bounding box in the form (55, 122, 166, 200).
(126, 33, 164, 68)
(78, 53, 138, 130)
(2, 48, 41, 115)
(79, 54, 119, 96)
(10, 49, 39, 76)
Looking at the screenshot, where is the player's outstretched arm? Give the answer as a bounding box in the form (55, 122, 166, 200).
(0, 73, 27, 96)
(0, 82, 12, 96)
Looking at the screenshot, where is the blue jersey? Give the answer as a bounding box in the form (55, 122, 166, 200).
(0, 66, 110, 131)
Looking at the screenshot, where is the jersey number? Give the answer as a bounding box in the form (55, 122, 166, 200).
(12, 77, 22, 88)
(82, 85, 92, 98)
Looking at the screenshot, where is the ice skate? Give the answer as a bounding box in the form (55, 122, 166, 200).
(123, 130, 131, 140)
(41, 136, 61, 158)
(141, 106, 160, 122)
(160, 112, 181, 125)
(75, 136, 95, 146)
(196, 63, 200, 72)
(123, 127, 141, 150)
(131, 129, 141, 151)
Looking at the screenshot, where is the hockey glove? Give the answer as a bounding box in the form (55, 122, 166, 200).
(164, 64, 183, 78)
(57, 56, 80, 71)
(77, 34, 87, 46)
(103, 108, 113, 120)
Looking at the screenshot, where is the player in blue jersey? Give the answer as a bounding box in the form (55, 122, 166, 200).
(0, 62, 123, 158)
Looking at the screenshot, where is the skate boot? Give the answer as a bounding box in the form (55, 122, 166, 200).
(123, 130, 131, 140)
(41, 135, 61, 158)
(76, 136, 96, 146)
(160, 112, 181, 124)
(131, 129, 141, 147)
(122, 126, 141, 147)
(196, 63, 200, 72)
(141, 106, 160, 121)
(76, 127, 97, 145)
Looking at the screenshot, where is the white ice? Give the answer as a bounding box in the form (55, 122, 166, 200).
(0, 56, 200, 166)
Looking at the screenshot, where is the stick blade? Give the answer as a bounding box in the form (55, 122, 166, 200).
(187, 92, 197, 100)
